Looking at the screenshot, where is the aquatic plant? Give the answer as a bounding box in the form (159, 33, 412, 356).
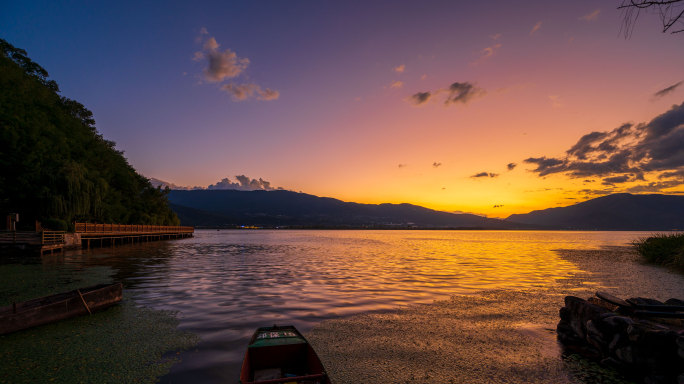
(633, 233, 684, 271)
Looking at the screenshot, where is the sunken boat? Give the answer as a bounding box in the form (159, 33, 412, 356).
(0, 283, 123, 334)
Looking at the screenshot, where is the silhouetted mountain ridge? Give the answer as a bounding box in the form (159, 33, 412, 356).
(506, 193, 684, 230)
(167, 189, 521, 229)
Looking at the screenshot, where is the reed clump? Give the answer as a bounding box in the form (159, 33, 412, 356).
(633, 233, 684, 271)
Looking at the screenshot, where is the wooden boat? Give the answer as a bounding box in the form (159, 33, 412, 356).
(240, 325, 332, 384)
(0, 283, 123, 334)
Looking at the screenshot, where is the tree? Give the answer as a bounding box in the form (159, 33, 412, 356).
(619, 0, 684, 36)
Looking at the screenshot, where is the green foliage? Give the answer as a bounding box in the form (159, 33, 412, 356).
(0, 39, 179, 227)
(633, 233, 684, 270)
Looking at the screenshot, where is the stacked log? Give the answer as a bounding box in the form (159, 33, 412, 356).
(557, 295, 684, 384)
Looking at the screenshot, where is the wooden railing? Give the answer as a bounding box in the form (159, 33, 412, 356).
(42, 230, 65, 245)
(74, 222, 194, 234)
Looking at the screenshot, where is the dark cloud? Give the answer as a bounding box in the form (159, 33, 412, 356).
(493, 204, 504, 208)
(602, 175, 631, 185)
(524, 102, 684, 193)
(471, 172, 498, 178)
(410, 92, 431, 105)
(507, 162, 517, 171)
(445, 82, 482, 105)
(653, 81, 682, 99)
(398, 164, 407, 168)
(407, 81, 483, 106)
(433, 162, 442, 168)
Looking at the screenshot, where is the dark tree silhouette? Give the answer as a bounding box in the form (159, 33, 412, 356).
(619, 0, 684, 36)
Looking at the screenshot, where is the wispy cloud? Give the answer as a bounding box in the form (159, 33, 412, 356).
(507, 162, 517, 171)
(548, 95, 563, 108)
(433, 162, 442, 168)
(393, 64, 405, 73)
(390, 80, 404, 89)
(398, 163, 408, 168)
(474, 43, 502, 65)
(653, 81, 682, 99)
(580, 9, 600, 21)
(530, 21, 542, 35)
(194, 28, 278, 102)
(221, 83, 279, 102)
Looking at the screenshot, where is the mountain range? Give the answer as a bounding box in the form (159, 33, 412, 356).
(166, 190, 684, 230)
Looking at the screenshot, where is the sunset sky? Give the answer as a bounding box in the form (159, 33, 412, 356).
(3, 1, 683, 217)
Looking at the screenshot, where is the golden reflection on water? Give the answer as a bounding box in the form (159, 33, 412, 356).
(36, 230, 648, 383)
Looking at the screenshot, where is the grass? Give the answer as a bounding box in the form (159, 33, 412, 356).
(633, 233, 684, 271)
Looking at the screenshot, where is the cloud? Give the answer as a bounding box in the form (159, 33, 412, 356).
(194, 30, 278, 102)
(221, 83, 280, 101)
(207, 175, 279, 191)
(524, 101, 684, 193)
(394, 64, 405, 73)
(200, 38, 249, 83)
(493, 204, 504, 208)
(530, 21, 542, 35)
(407, 81, 484, 107)
(653, 81, 682, 99)
(548, 95, 563, 108)
(390, 80, 403, 89)
(475, 43, 502, 64)
(580, 9, 600, 21)
(471, 172, 498, 178)
(445, 82, 484, 105)
(433, 162, 442, 168)
(507, 162, 517, 171)
(398, 164, 407, 168)
(490, 33, 502, 40)
(410, 91, 431, 105)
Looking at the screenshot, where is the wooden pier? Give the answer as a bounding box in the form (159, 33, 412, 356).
(74, 222, 194, 249)
(0, 223, 193, 254)
(0, 230, 66, 254)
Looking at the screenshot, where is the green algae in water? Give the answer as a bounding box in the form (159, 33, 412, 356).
(562, 354, 637, 384)
(0, 264, 199, 383)
(0, 263, 115, 305)
(0, 301, 198, 384)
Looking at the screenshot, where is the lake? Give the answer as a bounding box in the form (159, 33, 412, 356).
(0, 230, 668, 382)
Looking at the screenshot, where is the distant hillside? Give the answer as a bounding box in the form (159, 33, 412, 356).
(168, 189, 523, 229)
(506, 193, 684, 230)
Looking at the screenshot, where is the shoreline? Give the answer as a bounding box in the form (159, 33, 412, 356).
(306, 246, 684, 383)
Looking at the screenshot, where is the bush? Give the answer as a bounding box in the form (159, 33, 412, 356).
(41, 218, 68, 231)
(633, 233, 684, 270)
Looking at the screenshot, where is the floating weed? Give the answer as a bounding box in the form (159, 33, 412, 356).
(562, 354, 637, 384)
(0, 300, 199, 384)
(0, 263, 199, 383)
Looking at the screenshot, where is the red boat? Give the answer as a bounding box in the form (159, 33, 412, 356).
(240, 325, 332, 384)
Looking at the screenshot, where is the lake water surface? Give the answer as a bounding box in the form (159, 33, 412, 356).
(1, 230, 658, 382)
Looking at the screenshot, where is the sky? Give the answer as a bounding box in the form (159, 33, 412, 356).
(2, 0, 683, 218)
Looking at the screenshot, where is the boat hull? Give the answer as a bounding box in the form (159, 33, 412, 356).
(0, 283, 123, 334)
